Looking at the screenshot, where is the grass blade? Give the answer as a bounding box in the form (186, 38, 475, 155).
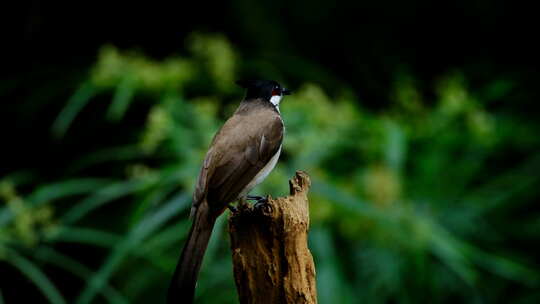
(310, 227, 354, 304)
(34, 247, 129, 304)
(62, 179, 153, 224)
(29, 178, 114, 206)
(107, 76, 136, 121)
(67, 145, 145, 174)
(462, 243, 540, 286)
(51, 82, 98, 138)
(0, 178, 113, 228)
(47, 226, 122, 248)
(6, 249, 66, 304)
(75, 192, 190, 304)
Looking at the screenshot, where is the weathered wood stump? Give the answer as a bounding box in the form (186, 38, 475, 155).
(228, 171, 317, 304)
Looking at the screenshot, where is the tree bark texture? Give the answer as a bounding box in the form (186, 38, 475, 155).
(228, 171, 317, 304)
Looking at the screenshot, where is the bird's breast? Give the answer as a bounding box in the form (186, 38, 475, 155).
(238, 145, 282, 198)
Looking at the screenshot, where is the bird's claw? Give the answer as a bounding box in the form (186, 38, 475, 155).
(247, 195, 268, 207)
(247, 195, 272, 213)
(227, 204, 238, 213)
(246, 195, 266, 201)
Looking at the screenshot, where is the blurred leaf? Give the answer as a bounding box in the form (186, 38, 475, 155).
(463, 244, 540, 286)
(106, 76, 137, 121)
(62, 179, 154, 224)
(6, 249, 66, 304)
(51, 82, 98, 138)
(310, 227, 355, 304)
(75, 192, 190, 304)
(47, 227, 122, 248)
(465, 154, 540, 213)
(34, 247, 128, 304)
(383, 119, 407, 172)
(0, 178, 112, 227)
(428, 225, 477, 286)
(136, 221, 190, 270)
(28, 178, 114, 206)
(312, 179, 382, 219)
(481, 79, 514, 102)
(67, 145, 146, 174)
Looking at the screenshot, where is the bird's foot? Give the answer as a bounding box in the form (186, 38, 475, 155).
(227, 204, 238, 213)
(247, 195, 272, 213)
(236, 197, 251, 213)
(246, 195, 267, 202)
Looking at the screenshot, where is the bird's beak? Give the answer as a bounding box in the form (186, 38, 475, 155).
(282, 88, 292, 95)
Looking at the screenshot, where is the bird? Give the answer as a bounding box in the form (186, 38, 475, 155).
(167, 79, 291, 303)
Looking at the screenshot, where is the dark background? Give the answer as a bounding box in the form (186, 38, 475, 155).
(2, 1, 540, 303)
(5, 0, 540, 175)
(9, 1, 540, 95)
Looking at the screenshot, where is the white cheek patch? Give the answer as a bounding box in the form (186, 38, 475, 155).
(269, 95, 282, 112)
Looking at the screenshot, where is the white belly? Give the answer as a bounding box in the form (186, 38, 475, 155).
(239, 145, 281, 198)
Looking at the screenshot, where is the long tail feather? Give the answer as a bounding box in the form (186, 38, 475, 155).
(167, 203, 216, 304)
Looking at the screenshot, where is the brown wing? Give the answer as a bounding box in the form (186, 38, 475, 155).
(192, 105, 283, 215)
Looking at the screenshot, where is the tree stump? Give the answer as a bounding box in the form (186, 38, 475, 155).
(228, 171, 317, 304)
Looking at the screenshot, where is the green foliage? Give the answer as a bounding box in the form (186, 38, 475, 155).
(2, 33, 539, 303)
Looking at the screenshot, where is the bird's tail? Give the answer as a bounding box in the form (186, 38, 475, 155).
(167, 202, 216, 304)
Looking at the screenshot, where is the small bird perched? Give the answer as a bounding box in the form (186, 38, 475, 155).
(167, 79, 291, 303)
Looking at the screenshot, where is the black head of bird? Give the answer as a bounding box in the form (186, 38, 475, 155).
(236, 79, 292, 106)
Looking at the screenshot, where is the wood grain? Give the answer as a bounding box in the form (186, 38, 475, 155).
(229, 171, 317, 304)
